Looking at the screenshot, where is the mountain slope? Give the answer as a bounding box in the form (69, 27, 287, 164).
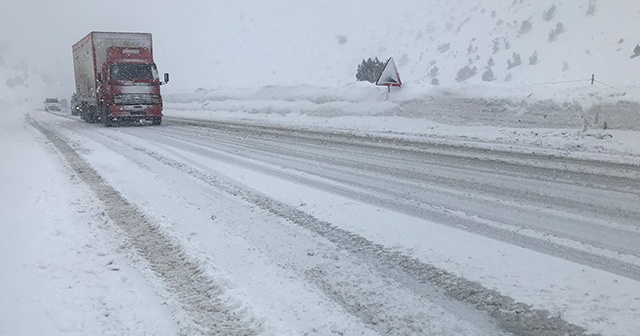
(352, 0, 637, 89)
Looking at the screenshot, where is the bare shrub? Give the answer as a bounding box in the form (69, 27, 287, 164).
(429, 66, 439, 78)
(529, 50, 538, 65)
(631, 45, 640, 59)
(519, 20, 532, 34)
(455, 65, 477, 82)
(492, 39, 500, 54)
(586, 1, 596, 16)
(543, 5, 556, 21)
(548, 22, 565, 42)
(438, 43, 451, 52)
(507, 52, 522, 69)
(482, 68, 496, 82)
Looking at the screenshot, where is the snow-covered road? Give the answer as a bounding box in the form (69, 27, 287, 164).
(3, 109, 640, 335)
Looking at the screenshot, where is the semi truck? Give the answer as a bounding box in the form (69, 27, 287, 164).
(72, 32, 168, 126)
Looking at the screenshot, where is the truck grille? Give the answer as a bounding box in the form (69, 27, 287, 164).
(113, 94, 161, 105)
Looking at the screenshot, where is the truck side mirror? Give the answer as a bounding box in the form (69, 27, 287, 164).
(164, 73, 169, 84)
(97, 73, 102, 82)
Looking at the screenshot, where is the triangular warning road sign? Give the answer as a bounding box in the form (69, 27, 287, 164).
(376, 57, 402, 87)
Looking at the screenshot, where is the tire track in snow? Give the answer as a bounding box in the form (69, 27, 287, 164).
(111, 128, 598, 336)
(137, 124, 640, 281)
(28, 116, 262, 336)
(55, 124, 510, 335)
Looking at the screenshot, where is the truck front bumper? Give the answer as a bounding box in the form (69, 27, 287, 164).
(108, 104, 163, 121)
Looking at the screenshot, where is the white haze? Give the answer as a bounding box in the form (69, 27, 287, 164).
(1, 1, 640, 110)
(0, 0, 422, 93)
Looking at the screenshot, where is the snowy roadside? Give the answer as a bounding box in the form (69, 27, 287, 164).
(164, 84, 640, 166)
(0, 107, 179, 335)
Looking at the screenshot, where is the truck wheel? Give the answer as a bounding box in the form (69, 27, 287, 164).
(152, 117, 162, 126)
(87, 107, 97, 123)
(102, 109, 112, 127)
(83, 108, 92, 122)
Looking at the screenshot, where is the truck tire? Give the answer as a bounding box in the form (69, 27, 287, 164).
(86, 106, 98, 123)
(152, 117, 162, 126)
(101, 108, 112, 127)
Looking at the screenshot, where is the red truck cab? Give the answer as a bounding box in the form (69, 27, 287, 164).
(100, 47, 168, 125)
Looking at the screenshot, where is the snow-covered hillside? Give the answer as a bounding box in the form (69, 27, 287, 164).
(1, 0, 639, 127)
(386, 0, 639, 88)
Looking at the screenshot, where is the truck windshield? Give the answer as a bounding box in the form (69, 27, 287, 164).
(111, 64, 159, 81)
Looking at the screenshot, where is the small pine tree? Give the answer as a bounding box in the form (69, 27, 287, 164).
(356, 57, 386, 83)
(634, 45, 640, 56)
(355, 59, 367, 82)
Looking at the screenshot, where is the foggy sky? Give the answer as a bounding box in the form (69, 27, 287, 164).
(0, 0, 420, 93)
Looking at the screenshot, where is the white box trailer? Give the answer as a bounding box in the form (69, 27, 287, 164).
(72, 32, 167, 125)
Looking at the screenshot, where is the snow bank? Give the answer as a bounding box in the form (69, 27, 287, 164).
(163, 84, 640, 165)
(164, 83, 640, 130)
